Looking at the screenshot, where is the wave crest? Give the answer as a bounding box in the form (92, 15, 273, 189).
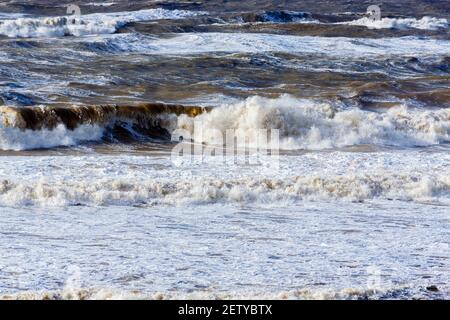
(176, 95, 450, 150)
(0, 9, 204, 38)
(1, 170, 449, 206)
(1, 96, 450, 151)
(0, 103, 207, 150)
(341, 16, 449, 30)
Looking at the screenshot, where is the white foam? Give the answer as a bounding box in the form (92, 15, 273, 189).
(83, 2, 116, 7)
(88, 32, 450, 57)
(0, 8, 204, 38)
(0, 149, 448, 206)
(0, 109, 104, 150)
(175, 95, 450, 150)
(0, 152, 448, 298)
(0, 13, 28, 19)
(0, 123, 104, 151)
(341, 16, 449, 30)
(1, 169, 448, 206)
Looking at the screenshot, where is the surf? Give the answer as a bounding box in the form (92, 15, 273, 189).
(0, 8, 205, 38)
(1, 96, 449, 151)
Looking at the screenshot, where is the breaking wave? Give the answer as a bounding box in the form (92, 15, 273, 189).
(0, 286, 414, 300)
(341, 16, 449, 30)
(78, 32, 450, 57)
(0, 122, 104, 151)
(0, 8, 204, 38)
(0, 103, 207, 150)
(1, 95, 450, 151)
(229, 12, 448, 30)
(0, 170, 449, 207)
(175, 95, 450, 149)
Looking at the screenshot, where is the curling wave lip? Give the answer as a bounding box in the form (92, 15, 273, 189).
(0, 103, 208, 151)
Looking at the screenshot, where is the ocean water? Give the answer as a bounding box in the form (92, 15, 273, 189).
(0, 0, 449, 299)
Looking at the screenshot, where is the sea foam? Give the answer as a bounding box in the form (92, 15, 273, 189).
(0, 8, 204, 38)
(0, 148, 449, 207)
(0, 286, 409, 300)
(175, 95, 450, 150)
(341, 16, 449, 30)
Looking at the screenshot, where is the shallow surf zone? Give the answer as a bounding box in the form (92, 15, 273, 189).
(1, 95, 449, 151)
(0, 103, 208, 150)
(1, 97, 449, 207)
(0, 149, 448, 207)
(0, 286, 420, 300)
(0, 201, 448, 300)
(174, 95, 450, 150)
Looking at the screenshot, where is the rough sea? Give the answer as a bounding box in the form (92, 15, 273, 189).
(0, 0, 449, 299)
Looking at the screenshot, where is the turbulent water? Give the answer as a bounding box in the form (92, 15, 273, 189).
(0, 0, 449, 300)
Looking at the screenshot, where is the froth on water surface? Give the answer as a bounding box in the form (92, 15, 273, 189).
(0, 0, 449, 300)
(0, 201, 448, 299)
